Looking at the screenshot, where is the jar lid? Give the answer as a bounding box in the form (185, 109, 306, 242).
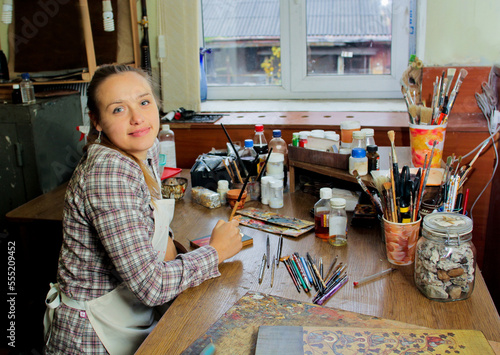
(299, 133, 309, 139)
(319, 187, 332, 199)
(423, 212, 473, 236)
(351, 147, 366, 158)
(330, 198, 346, 208)
(261, 176, 274, 184)
(352, 131, 366, 139)
(244, 139, 253, 148)
(255, 124, 264, 132)
(366, 145, 378, 152)
(292, 132, 300, 138)
(161, 124, 170, 130)
(340, 120, 361, 130)
(325, 132, 339, 141)
(218, 180, 229, 189)
(272, 129, 282, 138)
(361, 128, 374, 136)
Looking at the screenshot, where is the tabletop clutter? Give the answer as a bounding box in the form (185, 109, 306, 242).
(159, 63, 480, 302)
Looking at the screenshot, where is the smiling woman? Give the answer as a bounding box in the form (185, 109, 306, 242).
(42, 64, 243, 354)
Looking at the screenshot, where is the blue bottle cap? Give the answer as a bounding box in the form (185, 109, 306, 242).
(351, 148, 366, 158)
(244, 139, 254, 148)
(21, 73, 30, 80)
(272, 129, 281, 138)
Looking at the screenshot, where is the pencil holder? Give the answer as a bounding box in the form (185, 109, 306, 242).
(409, 123, 447, 168)
(382, 217, 421, 266)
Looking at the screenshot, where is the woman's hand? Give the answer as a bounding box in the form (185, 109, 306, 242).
(209, 219, 243, 264)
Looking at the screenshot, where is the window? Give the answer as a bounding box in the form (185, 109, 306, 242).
(200, 0, 411, 100)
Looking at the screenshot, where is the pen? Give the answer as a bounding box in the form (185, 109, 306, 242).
(258, 253, 266, 284)
(271, 256, 275, 287)
(325, 255, 338, 279)
(293, 254, 311, 289)
(289, 256, 309, 292)
(300, 256, 314, 286)
(353, 267, 396, 287)
(200, 342, 216, 355)
(276, 235, 283, 268)
(266, 235, 270, 268)
(283, 259, 300, 292)
(314, 275, 348, 305)
(319, 257, 324, 279)
(307, 252, 326, 290)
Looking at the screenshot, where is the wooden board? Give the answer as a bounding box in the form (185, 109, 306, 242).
(255, 326, 495, 355)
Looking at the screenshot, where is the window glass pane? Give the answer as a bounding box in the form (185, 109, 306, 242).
(306, 0, 392, 76)
(201, 0, 281, 86)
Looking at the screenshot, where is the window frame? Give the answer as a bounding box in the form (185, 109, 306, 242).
(200, 0, 411, 100)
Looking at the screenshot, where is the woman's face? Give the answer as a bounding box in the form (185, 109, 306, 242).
(94, 71, 159, 160)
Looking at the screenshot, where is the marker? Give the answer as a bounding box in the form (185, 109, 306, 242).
(266, 235, 270, 268)
(258, 253, 266, 284)
(200, 343, 216, 355)
(353, 268, 396, 287)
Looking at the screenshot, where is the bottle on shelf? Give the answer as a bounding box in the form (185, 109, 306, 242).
(361, 128, 376, 147)
(366, 145, 380, 173)
(20, 73, 36, 104)
(314, 187, 333, 239)
(240, 139, 259, 176)
(328, 198, 348, 247)
(253, 124, 268, 174)
(11, 84, 22, 104)
(268, 129, 288, 186)
(349, 147, 368, 176)
(351, 130, 366, 150)
(158, 124, 176, 170)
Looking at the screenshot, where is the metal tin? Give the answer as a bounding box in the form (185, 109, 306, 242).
(414, 212, 476, 302)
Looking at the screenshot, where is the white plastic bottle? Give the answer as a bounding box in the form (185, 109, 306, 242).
(158, 124, 176, 168)
(269, 179, 284, 208)
(314, 187, 333, 239)
(328, 198, 347, 247)
(20, 73, 36, 104)
(268, 129, 288, 186)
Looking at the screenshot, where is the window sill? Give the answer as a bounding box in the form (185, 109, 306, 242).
(200, 99, 407, 113)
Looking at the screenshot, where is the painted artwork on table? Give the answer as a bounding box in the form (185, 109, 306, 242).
(235, 207, 314, 237)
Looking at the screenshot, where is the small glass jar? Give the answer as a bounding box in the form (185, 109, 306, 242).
(260, 176, 274, 205)
(328, 198, 347, 247)
(414, 212, 476, 302)
(292, 132, 300, 147)
(269, 179, 284, 208)
(299, 133, 308, 148)
(349, 148, 368, 176)
(361, 128, 376, 147)
(366, 145, 380, 173)
(217, 180, 229, 204)
(351, 130, 366, 150)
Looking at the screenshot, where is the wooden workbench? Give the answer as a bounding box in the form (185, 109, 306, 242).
(135, 171, 500, 354)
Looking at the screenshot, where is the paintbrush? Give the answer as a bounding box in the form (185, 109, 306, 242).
(445, 68, 457, 97)
(353, 170, 384, 215)
(420, 106, 433, 125)
(221, 123, 249, 178)
(229, 171, 252, 221)
(256, 147, 273, 181)
(446, 69, 468, 117)
(387, 130, 400, 199)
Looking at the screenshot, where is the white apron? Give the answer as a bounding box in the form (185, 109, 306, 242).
(44, 198, 175, 355)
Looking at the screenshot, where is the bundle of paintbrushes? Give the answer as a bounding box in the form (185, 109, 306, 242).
(402, 68, 468, 125)
(437, 141, 488, 215)
(376, 131, 437, 223)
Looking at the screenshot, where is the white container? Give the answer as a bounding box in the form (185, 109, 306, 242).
(310, 129, 325, 138)
(260, 176, 274, 205)
(158, 124, 176, 168)
(351, 130, 366, 150)
(324, 131, 340, 153)
(329, 198, 348, 247)
(340, 120, 361, 148)
(361, 128, 376, 147)
(20, 73, 36, 104)
(217, 180, 229, 205)
(349, 148, 368, 176)
(269, 179, 284, 208)
(266, 152, 284, 176)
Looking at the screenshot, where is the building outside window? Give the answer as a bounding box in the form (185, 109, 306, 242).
(200, 0, 411, 100)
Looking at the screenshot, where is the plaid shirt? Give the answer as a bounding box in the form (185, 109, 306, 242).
(45, 141, 220, 354)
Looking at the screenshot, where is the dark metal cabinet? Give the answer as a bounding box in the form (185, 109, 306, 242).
(0, 94, 84, 230)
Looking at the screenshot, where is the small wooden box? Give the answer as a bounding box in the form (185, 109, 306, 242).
(288, 145, 349, 170)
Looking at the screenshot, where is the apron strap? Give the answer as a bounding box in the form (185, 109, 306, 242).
(43, 283, 87, 346)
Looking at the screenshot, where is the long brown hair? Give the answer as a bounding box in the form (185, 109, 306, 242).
(85, 64, 161, 200)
